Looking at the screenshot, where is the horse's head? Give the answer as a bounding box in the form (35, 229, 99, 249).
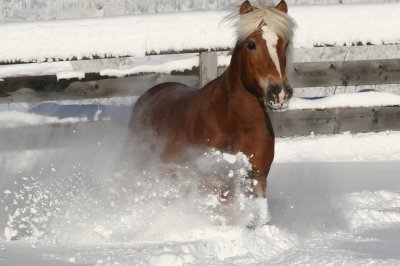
(234, 0, 296, 111)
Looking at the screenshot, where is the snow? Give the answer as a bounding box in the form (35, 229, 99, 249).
(289, 91, 400, 109)
(3, 43, 400, 83)
(0, 110, 89, 127)
(0, 11, 233, 64)
(0, 96, 400, 265)
(0, 125, 399, 265)
(275, 131, 400, 162)
(291, 3, 400, 47)
(0, 0, 237, 22)
(1, 0, 399, 22)
(1, 3, 400, 64)
(0, 53, 203, 80)
(99, 54, 200, 78)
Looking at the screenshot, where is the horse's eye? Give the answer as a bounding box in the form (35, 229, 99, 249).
(247, 41, 256, 50)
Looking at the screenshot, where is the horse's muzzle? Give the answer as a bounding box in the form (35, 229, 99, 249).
(265, 83, 293, 111)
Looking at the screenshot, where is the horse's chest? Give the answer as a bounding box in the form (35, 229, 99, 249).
(215, 115, 272, 153)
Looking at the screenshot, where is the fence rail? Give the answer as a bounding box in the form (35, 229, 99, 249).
(1, 4, 400, 140)
(270, 105, 400, 137)
(288, 58, 400, 88)
(2, 51, 400, 98)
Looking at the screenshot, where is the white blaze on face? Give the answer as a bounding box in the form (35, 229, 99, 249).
(261, 25, 281, 77)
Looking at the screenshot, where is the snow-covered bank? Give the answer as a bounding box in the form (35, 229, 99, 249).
(1, 3, 400, 63)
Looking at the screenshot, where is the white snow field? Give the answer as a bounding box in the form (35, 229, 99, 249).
(0, 120, 400, 265)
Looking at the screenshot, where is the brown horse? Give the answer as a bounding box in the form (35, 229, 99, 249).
(131, 0, 295, 200)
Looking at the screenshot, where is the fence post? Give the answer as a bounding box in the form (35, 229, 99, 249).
(199, 51, 218, 87)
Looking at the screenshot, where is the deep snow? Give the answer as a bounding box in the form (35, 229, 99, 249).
(0, 115, 400, 265)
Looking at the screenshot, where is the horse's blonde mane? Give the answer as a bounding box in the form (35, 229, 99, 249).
(227, 4, 296, 43)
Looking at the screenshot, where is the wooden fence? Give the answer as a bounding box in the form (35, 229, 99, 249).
(0, 47, 399, 138)
(2, 52, 400, 95)
(0, 5, 400, 139)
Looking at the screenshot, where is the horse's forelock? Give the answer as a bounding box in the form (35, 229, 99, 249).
(228, 5, 296, 43)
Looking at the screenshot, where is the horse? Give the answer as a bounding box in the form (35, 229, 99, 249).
(131, 0, 296, 201)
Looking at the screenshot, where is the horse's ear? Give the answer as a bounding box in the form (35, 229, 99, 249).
(239, 1, 254, 15)
(276, 0, 288, 13)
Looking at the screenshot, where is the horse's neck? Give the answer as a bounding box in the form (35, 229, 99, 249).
(201, 48, 242, 96)
(200, 55, 266, 124)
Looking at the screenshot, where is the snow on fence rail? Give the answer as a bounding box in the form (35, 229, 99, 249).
(1, 3, 400, 87)
(0, 2, 400, 139)
(1, 3, 400, 64)
(1, 3, 400, 94)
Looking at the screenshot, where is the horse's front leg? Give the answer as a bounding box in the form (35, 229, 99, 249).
(241, 169, 271, 228)
(247, 169, 267, 198)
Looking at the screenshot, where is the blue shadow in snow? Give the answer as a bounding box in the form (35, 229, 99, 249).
(30, 102, 134, 121)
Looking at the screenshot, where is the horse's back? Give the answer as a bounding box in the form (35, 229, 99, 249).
(131, 82, 196, 132)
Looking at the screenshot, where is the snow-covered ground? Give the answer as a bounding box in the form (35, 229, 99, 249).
(1, 118, 400, 265)
(0, 87, 399, 266)
(0, 92, 399, 265)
